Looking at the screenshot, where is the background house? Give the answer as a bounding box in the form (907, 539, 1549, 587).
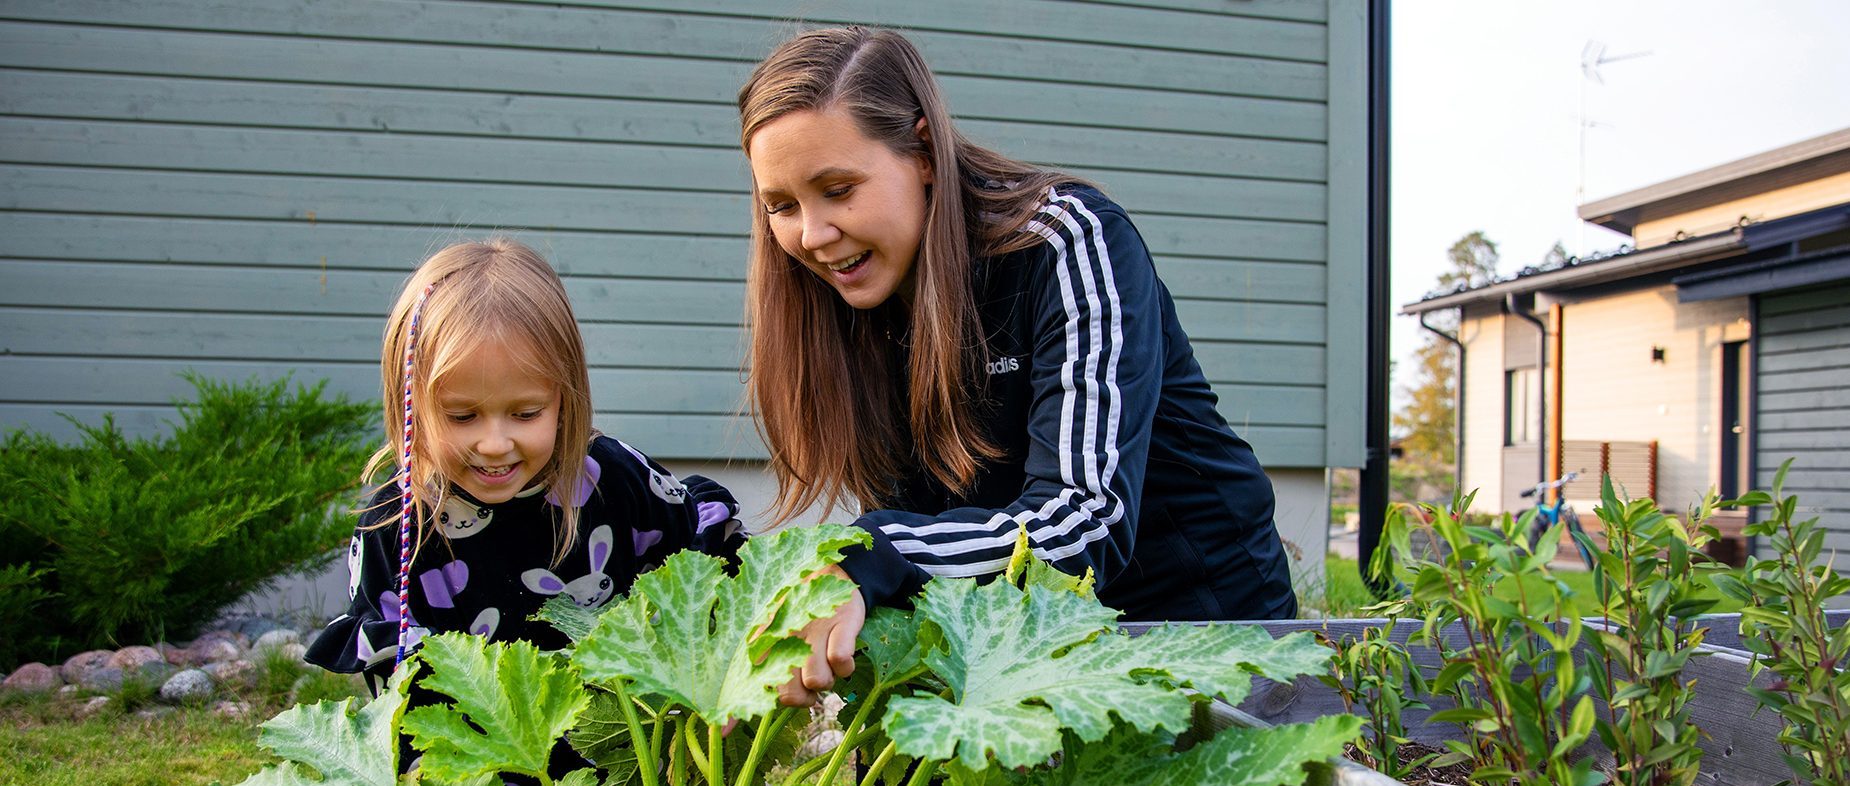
(0, 0, 1374, 610)
(1403, 128, 1850, 561)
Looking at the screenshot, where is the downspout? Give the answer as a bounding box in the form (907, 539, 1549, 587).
(1358, 0, 1393, 596)
(1549, 302, 1565, 501)
(1505, 293, 1548, 487)
(1417, 311, 1464, 496)
(1746, 294, 1760, 557)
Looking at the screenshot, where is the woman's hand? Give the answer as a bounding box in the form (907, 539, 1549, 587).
(777, 564, 864, 706)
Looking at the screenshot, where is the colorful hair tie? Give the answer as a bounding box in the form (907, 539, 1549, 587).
(395, 283, 435, 666)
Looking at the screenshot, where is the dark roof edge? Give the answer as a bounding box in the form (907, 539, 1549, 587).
(1577, 128, 1850, 232)
(1399, 231, 1743, 315)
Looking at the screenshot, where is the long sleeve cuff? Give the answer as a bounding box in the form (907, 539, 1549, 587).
(837, 519, 933, 609)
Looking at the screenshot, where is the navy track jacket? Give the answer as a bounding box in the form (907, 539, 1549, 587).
(836, 186, 1298, 622)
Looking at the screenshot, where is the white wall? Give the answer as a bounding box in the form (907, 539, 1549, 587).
(1558, 286, 1749, 511)
(1458, 305, 1509, 513)
(1269, 467, 1331, 594)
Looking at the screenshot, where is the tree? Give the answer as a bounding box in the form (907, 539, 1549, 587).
(1391, 231, 1501, 500)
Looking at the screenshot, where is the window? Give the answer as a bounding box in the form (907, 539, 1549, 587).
(1505, 367, 1539, 445)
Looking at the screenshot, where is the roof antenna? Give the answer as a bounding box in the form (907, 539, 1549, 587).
(1578, 40, 1652, 249)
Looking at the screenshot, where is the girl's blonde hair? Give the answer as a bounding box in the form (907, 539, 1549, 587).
(738, 26, 1082, 525)
(361, 238, 594, 566)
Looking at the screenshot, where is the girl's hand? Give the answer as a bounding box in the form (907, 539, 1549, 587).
(777, 564, 864, 706)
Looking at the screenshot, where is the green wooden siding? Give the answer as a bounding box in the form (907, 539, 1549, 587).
(0, 0, 1366, 467)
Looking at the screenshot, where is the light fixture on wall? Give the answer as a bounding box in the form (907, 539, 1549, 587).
(1651, 345, 1667, 364)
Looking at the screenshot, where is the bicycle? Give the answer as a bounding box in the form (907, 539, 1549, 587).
(1520, 470, 1595, 569)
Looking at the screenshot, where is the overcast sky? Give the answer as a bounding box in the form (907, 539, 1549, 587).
(1389, 0, 1850, 379)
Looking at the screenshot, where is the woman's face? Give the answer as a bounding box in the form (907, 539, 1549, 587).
(747, 105, 933, 310)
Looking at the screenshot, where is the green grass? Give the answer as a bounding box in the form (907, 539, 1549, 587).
(0, 695, 272, 786)
(0, 658, 366, 785)
(1307, 555, 1740, 618)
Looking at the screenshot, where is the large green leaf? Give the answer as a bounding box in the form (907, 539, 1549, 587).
(567, 689, 651, 782)
(883, 578, 1195, 770)
(237, 666, 413, 786)
(571, 524, 869, 725)
(400, 633, 591, 781)
(1022, 715, 1362, 786)
(536, 594, 602, 644)
(1091, 624, 1332, 706)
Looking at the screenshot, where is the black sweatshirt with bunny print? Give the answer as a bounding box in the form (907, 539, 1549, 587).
(835, 186, 1297, 623)
(305, 435, 744, 686)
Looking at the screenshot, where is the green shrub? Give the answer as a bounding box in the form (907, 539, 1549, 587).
(0, 563, 57, 667)
(0, 374, 373, 667)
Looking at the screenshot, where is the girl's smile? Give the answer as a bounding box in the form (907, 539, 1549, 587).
(434, 338, 561, 504)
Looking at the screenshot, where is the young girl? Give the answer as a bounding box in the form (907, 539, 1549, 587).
(739, 27, 1299, 705)
(305, 239, 745, 691)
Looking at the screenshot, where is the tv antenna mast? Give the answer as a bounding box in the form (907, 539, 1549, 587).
(1578, 40, 1651, 247)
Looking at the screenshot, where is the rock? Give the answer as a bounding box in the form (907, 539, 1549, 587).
(60, 649, 114, 684)
(76, 695, 111, 719)
(202, 659, 257, 689)
(194, 629, 249, 649)
(240, 617, 285, 641)
(135, 661, 179, 685)
(158, 642, 188, 666)
(187, 638, 242, 665)
(3, 662, 61, 694)
(253, 629, 301, 653)
(135, 705, 176, 721)
(212, 700, 253, 719)
(108, 645, 164, 673)
(159, 669, 214, 704)
(278, 642, 307, 663)
(58, 684, 79, 697)
(78, 666, 124, 693)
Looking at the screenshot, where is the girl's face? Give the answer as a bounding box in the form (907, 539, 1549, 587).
(431, 338, 560, 504)
(748, 105, 933, 310)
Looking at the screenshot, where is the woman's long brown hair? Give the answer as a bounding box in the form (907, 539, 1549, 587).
(739, 26, 1084, 525)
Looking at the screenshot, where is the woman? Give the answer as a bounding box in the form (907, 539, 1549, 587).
(738, 26, 1297, 702)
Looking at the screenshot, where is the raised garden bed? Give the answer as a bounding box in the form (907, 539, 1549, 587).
(1177, 610, 1850, 786)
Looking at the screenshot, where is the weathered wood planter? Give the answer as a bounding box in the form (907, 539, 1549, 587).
(1147, 612, 1850, 786)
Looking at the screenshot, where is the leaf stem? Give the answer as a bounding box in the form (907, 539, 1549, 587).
(781, 749, 833, 786)
(901, 758, 938, 786)
(819, 686, 887, 786)
(859, 740, 898, 786)
(686, 716, 712, 776)
(612, 680, 660, 786)
(670, 713, 688, 786)
(738, 706, 798, 786)
(708, 721, 725, 786)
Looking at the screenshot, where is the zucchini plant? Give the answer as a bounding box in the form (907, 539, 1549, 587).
(237, 525, 1356, 785)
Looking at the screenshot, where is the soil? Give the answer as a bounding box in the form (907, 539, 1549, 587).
(1343, 741, 1478, 785)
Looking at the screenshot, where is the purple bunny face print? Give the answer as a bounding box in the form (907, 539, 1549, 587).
(546, 455, 603, 509)
(438, 496, 494, 539)
(520, 525, 617, 609)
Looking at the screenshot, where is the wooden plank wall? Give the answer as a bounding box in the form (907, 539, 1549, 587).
(1755, 281, 1850, 554)
(0, 0, 1360, 466)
